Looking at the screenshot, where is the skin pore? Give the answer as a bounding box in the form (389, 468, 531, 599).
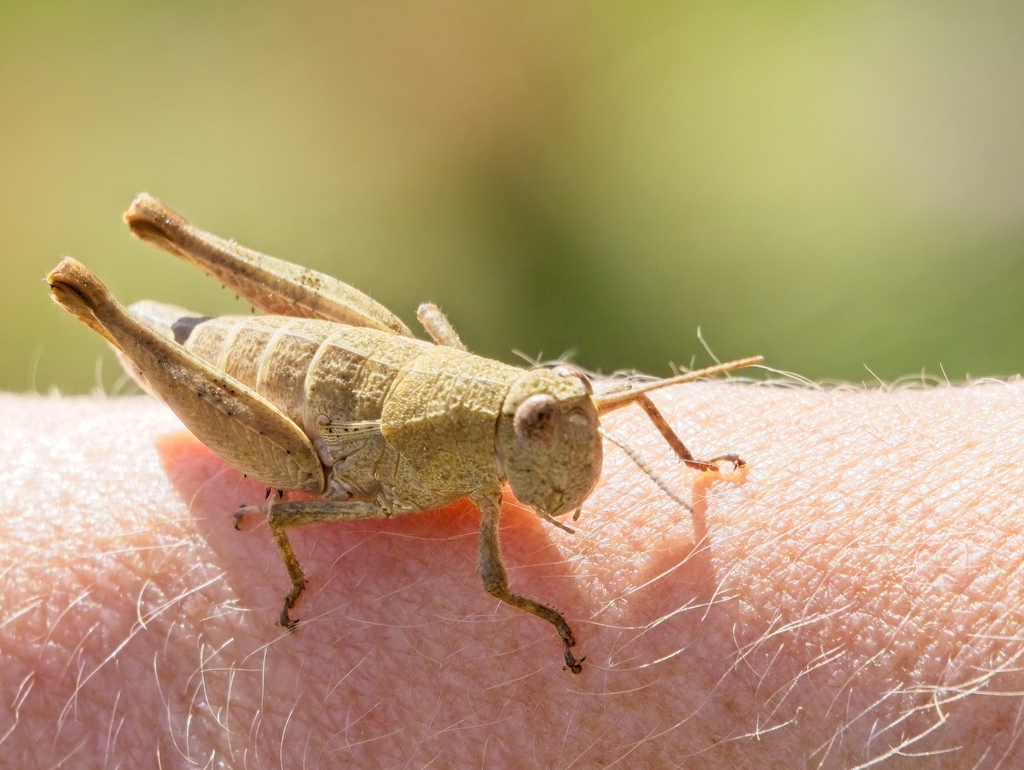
(2, 377, 1024, 769)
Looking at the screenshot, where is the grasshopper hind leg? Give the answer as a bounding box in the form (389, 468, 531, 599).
(124, 194, 413, 336)
(48, 258, 326, 495)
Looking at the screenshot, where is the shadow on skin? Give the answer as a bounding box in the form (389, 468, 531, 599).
(586, 465, 748, 674)
(153, 429, 594, 667)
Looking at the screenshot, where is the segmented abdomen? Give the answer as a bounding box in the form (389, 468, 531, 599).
(180, 315, 432, 436)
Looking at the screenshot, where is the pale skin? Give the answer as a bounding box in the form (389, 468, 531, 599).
(3, 376, 1024, 768)
(14, 196, 1024, 765)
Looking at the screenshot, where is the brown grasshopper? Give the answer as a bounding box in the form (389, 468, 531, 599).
(47, 194, 761, 673)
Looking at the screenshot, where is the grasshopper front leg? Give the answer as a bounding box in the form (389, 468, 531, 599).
(634, 393, 745, 471)
(477, 493, 585, 674)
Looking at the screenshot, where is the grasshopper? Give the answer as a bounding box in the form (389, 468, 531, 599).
(48, 194, 761, 673)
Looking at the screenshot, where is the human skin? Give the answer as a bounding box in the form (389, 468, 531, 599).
(2, 380, 1024, 769)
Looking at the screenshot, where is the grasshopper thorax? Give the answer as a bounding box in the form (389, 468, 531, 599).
(497, 367, 603, 518)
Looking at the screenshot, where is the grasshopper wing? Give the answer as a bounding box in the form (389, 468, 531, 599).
(314, 419, 383, 448)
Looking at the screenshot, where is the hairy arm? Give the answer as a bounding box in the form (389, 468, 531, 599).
(2, 381, 1023, 769)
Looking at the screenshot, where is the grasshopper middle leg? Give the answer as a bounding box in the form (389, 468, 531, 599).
(235, 497, 385, 628)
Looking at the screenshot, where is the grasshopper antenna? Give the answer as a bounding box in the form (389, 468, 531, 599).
(598, 427, 693, 511)
(592, 356, 763, 415)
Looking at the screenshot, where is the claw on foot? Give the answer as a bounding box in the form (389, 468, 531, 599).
(557, 626, 584, 673)
(691, 453, 745, 473)
(233, 504, 262, 531)
(562, 642, 585, 674)
(712, 453, 745, 471)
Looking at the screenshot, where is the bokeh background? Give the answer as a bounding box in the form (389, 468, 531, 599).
(3, 1, 1023, 393)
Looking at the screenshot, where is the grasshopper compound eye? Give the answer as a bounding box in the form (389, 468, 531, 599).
(514, 394, 561, 449)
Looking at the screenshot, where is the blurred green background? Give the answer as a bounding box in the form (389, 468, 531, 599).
(3, 1, 1023, 393)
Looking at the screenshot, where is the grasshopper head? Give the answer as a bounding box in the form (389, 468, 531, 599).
(498, 367, 603, 518)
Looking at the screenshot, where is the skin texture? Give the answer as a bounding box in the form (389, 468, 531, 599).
(3, 379, 1024, 769)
